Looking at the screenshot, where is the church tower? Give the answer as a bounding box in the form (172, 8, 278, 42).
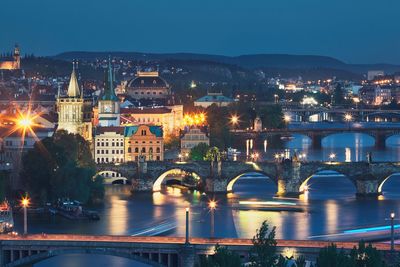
(13, 44, 20, 70)
(98, 59, 120, 126)
(57, 63, 93, 140)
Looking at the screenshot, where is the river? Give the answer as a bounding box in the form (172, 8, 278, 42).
(12, 133, 400, 266)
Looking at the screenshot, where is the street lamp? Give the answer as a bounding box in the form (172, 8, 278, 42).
(329, 153, 336, 162)
(391, 212, 395, 252)
(178, 154, 183, 162)
(274, 94, 279, 104)
(283, 115, 291, 130)
(21, 196, 30, 235)
(344, 113, 352, 130)
(230, 115, 239, 132)
(208, 200, 217, 238)
(185, 207, 190, 244)
(251, 152, 259, 162)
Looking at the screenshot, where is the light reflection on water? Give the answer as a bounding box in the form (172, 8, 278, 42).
(29, 133, 400, 266)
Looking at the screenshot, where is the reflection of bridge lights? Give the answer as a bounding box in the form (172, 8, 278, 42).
(208, 200, 217, 210)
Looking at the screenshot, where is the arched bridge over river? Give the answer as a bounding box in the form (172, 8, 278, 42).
(96, 160, 400, 197)
(0, 234, 396, 267)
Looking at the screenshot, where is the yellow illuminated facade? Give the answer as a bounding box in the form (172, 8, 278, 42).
(0, 45, 20, 70)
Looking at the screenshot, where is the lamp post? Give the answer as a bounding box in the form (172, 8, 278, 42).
(344, 113, 352, 130)
(21, 197, 30, 235)
(230, 115, 239, 132)
(283, 115, 291, 130)
(208, 200, 217, 239)
(329, 153, 336, 163)
(391, 212, 395, 252)
(185, 208, 190, 244)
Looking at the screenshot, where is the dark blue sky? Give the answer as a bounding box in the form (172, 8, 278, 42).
(2, 0, 399, 64)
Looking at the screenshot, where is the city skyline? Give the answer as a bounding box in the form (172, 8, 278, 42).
(1, 0, 400, 64)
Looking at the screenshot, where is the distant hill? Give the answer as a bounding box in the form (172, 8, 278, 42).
(53, 51, 400, 75)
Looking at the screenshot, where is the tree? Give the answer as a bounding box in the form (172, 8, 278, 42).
(197, 245, 242, 267)
(21, 131, 104, 204)
(204, 147, 221, 161)
(258, 105, 284, 129)
(316, 243, 353, 267)
(349, 241, 386, 267)
(190, 143, 210, 161)
(249, 220, 278, 267)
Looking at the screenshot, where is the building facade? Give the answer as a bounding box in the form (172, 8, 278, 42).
(56, 65, 92, 140)
(180, 126, 209, 155)
(94, 127, 125, 164)
(98, 61, 120, 127)
(120, 105, 183, 137)
(194, 92, 234, 108)
(124, 71, 170, 100)
(125, 125, 164, 162)
(0, 45, 20, 70)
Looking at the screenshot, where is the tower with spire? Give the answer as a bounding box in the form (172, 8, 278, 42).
(57, 62, 93, 140)
(98, 59, 120, 126)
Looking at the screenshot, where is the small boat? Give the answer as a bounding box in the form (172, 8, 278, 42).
(0, 201, 14, 233)
(54, 200, 100, 221)
(232, 200, 304, 212)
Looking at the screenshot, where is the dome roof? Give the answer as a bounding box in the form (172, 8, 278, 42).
(127, 73, 168, 89)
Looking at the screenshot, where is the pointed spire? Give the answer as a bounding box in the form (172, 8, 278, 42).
(101, 57, 118, 101)
(67, 62, 81, 98)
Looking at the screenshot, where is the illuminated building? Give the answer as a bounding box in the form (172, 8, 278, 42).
(180, 126, 209, 155)
(367, 70, 384, 81)
(124, 71, 170, 100)
(194, 92, 234, 108)
(0, 45, 20, 70)
(98, 60, 120, 126)
(124, 125, 164, 161)
(359, 85, 391, 105)
(56, 64, 93, 140)
(120, 106, 183, 137)
(94, 127, 125, 164)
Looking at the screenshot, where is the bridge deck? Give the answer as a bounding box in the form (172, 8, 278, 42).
(0, 234, 397, 251)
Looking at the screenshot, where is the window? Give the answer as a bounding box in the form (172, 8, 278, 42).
(156, 147, 160, 153)
(101, 142, 104, 146)
(112, 150, 115, 154)
(128, 147, 132, 153)
(141, 147, 146, 153)
(149, 147, 153, 153)
(106, 142, 109, 146)
(156, 156, 160, 160)
(97, 150, 100, 154)
(134, 147, 139, 153)
(141, 130, 147, 136)
(97, 142, 100, 147)
(120, 150, 123, 154)
(120, 142, 123, 146)
(101, 150, 104, 154)
(112, 142, 115, 147)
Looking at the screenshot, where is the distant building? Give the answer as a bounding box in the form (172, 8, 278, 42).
(120, 106, 183, 137)
(194, 92, 234, 108)
(94, 126, 125, 164)
(0, 45, 20, 70)
(367, 70, 384, 81)
(98, 61, 120, 127)
(359, 85, 391, 105)
(124, 125, 164, 162)
(180, 126, 209, 155)
(56, 65, 93, 140)
(124, 71, 171, 100)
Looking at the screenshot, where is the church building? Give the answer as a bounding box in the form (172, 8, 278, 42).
(98, 60, 120, 126)
(0, 45, 20, 70)
(56, 64, 93, 140)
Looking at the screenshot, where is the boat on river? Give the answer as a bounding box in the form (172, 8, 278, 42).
(53, 200, 100, 221)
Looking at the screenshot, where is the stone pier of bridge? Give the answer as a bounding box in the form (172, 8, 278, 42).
(96, 161, 400, 198)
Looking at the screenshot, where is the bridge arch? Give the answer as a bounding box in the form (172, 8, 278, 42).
(5, 248, 164, 267)
(152, 168, 202, 192)
(96, 171, 128, 185)
(227, 170, 277, 193)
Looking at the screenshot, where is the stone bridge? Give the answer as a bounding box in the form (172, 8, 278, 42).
(96, 161, 400, 197)
(0, 234, 396, 267)
(233, 124, 400, 148)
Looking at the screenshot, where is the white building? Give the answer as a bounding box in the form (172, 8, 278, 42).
(94, 127, 125, 164)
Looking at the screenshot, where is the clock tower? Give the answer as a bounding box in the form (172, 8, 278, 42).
(98, 59, 120, 126)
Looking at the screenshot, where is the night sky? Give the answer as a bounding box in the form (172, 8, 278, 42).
(1, 0, 399, 64)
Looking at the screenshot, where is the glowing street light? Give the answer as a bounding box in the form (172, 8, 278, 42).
(329, 153, 336, 162)
(18, 117, 33, 129)
(390, 212, 396, 252)
(284, 115, 291, 123)
(344, 114, 352, 122)
(208, 200, 217, 238)
(251, 152, 259, 162)
(21, 196, 30, 235)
